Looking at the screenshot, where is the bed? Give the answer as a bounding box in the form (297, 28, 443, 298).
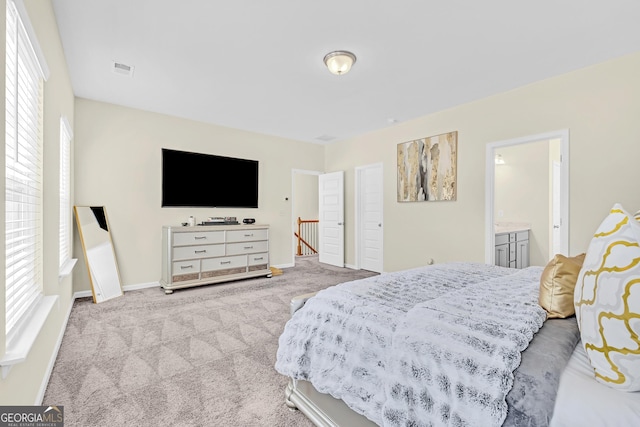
(274, 262, 640, 427)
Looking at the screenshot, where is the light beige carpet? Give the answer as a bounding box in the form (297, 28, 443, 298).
(43, 256, 376, 426)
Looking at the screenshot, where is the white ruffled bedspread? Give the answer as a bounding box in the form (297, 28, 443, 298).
(275, 262, 547, 427)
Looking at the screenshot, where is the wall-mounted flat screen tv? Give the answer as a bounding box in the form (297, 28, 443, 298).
(162, 148, 258, 208)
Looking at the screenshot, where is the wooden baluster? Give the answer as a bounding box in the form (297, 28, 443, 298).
(297, 217, 302, 256)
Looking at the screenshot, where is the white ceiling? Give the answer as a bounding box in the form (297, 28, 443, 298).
(51, 0, 640, 144)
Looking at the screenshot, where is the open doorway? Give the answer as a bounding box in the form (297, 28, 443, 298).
(291, 169, 320, 266)
(485, 130, 569, 265)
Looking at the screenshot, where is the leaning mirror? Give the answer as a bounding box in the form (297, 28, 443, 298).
(74, 206, 123, 303)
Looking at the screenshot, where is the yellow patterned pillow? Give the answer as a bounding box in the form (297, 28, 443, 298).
(575, 203, 640, 391)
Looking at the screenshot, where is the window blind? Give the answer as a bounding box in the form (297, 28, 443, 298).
(59, 119, 72, 268)
(5, 0, 45, 338)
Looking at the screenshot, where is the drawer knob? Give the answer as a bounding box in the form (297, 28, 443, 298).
(221, 261, 231, 265)
(195, 250, 207, 254)
(244, 246, 253, 250)
(194, 236, 206, 240)
(180, 265, 194, 269)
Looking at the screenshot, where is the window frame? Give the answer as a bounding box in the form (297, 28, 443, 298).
(0, 1, 64, 384)
(59, 116, 76, 279)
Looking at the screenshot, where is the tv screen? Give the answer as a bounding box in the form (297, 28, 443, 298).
(162, 148, 258, 208)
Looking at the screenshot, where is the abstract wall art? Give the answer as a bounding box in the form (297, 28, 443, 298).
(397, 131, 458, 202)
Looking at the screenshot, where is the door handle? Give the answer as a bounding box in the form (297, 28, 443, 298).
(338, 222, 343, 226)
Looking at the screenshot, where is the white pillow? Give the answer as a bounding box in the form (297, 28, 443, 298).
(574, 203, 640, 391)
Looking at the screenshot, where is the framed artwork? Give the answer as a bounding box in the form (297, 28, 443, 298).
(397, 131, 457, 202)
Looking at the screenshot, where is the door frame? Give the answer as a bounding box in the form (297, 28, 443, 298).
(552, 160, 562, 256)
(355, 162, 384, 272)
(290, 169, 322, 267)
(485, 129, 569, 264)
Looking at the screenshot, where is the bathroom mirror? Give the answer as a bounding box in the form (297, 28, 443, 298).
(74, 206, 123, 303)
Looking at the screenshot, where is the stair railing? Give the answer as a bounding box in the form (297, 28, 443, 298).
(295, 217, 318, 256)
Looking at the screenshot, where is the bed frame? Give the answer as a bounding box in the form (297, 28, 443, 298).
(285, 292, 377, 427)
(285, 379, 376, 427)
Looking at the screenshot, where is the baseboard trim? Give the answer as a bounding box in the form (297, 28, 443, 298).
(282, 261, 359, 270)
(73, 281, 160, 300)
(35, 295, 74, 405)
(72, 290, 92, 299)
(274, 263, 294, 269)
(123, 281, 160, 292)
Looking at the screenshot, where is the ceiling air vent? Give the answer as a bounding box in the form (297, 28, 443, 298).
(315, 134, 336, 142)
(112, 61, 135, 77)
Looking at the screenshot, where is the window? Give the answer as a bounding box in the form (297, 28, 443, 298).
(59, 118, 72, 270)
(5, 0, 46, 341)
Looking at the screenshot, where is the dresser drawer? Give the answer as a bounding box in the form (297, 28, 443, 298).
(173, 243, 225, 260)
(172, 260, 200, 282)
(248, 252, 269, 272)
(226, 240, 268, 255)
(248, 252, 268, 266)
(226, 229, 268, 243)
(173, 230, 224, 247)
(201, 255, 247, 273)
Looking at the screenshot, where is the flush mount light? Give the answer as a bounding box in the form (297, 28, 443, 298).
(495, 154, 505, 165)
(323, 50, 356, 75)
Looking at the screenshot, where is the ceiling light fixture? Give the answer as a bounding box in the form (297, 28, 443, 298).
(495, 154, 505, 165)
(323, 50, 356, 75)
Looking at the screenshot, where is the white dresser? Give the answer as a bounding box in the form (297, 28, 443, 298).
(160, 224, 271, 293)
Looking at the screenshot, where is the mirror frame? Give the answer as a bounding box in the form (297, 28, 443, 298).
(74, 206, 124, 303)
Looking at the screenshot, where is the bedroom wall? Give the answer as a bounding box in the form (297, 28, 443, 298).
(72, 99, 325, 293)
(293, 173, 319, 221)
(0, 0, 76, 404)
(325, 52, 640, 272)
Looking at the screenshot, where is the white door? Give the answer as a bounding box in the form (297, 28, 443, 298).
(319, 171, 344, 267)
(552, 160, 562, 255)
(357, 164, 383, 272)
